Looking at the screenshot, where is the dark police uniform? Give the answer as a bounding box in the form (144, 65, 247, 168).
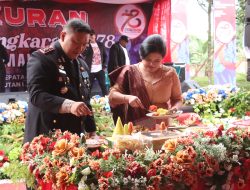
(24, 41, 96, 143)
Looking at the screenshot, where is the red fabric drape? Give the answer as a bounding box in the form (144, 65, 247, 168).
(147, 0, 171, 63)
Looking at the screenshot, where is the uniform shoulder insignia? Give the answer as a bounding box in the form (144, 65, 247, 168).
(39, 46, 55, 54)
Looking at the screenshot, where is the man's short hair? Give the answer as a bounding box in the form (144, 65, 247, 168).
(90, 29, 95, 35)
(119, 35, 129, 42)
(63, 18, 91, 34)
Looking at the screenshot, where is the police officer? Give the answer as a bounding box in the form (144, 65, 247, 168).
(24, 18, 96, 143)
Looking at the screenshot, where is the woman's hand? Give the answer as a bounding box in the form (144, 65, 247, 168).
(126, 95, 145, 109)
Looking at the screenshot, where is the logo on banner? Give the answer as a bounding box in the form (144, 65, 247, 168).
(115, 4, 146, 39)
(216, 21, 235, 44)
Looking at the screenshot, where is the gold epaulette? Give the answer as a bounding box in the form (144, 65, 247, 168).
(39, 46, 54, 54)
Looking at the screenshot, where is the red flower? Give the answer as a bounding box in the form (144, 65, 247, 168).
(0, 150, 4, 156)
(238, 178, 246, 189)
(218, 124, 224, 131)
(205, 167, 214, 177)
(49, 142, 56, 150)
(98, 177, 109, 190)
(126, 161, 146, 178)
(40, 137, 50, 146)
(233, 166, 241, 177)
(243, 159, 250, 169)
(147, 186, 155, 190)
(216, 129, 222, 137)
(229, 107, 236, 113)
(3, 156, 8, 162)
(204, 131, 214, 138)
(246, 111, 250, 116)
(91, 149, 102, 158)
(152, 176, 161, 188)
(147, 169, 157, 178)
(102, 171, 113, 178)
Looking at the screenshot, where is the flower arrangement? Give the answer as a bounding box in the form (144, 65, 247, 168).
(19, 126, 250, 190)
(21, 130, 98, 190)
(183, 85, 237, 118)
(0, 101, 27, 124)
(222, 90, 250, 118)
(161, 127, 250, 190)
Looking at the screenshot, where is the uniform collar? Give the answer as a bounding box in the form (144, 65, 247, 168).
(54, 41, 73, 64)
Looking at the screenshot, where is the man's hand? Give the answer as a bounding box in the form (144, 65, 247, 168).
(70, 102, 92, 117)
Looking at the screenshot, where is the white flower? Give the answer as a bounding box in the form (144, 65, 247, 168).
(232, 155, 238, 162)
(3, 162, 10, 168)
(0, 156, 3, 161)
(72, 167, 76, 173)
(70, 158, 75, 167)
(190, 99, 195, 105)
(123, 178, 128, 185)
(81, 167, 91, 176)
(81, 176, 88, 182)
(135, 178, 140, 186)
(90, 183, 96, 190)
(234, 151, 239, 155)
(78, 180, 89, 190)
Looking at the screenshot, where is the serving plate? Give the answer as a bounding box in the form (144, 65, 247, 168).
(146, 110, 183, 119)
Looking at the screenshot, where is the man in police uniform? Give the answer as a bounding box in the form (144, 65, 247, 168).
(24, 18, 96, 143)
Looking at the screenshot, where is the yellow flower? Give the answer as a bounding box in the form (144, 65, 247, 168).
(162, 139, 177, 153)
(52, 139, 70, 156)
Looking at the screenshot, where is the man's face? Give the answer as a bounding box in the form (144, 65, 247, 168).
(120, 40, 128, 48)
(60, 30, 90, 59)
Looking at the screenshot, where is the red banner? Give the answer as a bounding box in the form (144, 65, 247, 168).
(0, 2, 152, 92)
(148, 0, 171, 63)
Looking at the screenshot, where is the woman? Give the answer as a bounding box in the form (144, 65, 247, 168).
(108, 34, 182, 124)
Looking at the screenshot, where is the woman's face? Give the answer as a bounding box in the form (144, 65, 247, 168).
(141, 52, 163, 73)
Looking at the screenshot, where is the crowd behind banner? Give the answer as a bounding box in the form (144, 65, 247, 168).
(0, 1, 153, 92)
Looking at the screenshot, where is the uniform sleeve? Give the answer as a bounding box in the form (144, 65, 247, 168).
(170, 69, 183, 106)
(27, 52, 65, 113)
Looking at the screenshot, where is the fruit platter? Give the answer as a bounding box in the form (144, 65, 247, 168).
(147, 105, 183, 119)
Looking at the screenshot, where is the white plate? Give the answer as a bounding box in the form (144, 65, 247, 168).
(146, 110, 183, 119)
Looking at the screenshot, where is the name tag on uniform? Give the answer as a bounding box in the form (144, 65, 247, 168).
(81, 71, 89, 78)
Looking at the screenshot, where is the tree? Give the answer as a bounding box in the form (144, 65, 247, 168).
(196, 0, 213, 83)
